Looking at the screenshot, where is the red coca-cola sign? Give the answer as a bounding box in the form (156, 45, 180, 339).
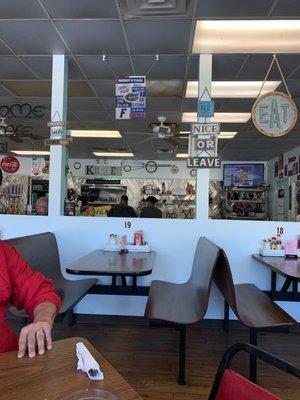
(0, 156, 20, 173)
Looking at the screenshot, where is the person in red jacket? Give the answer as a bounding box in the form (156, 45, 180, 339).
(0, 168, 61, 357)
(0, 240, 61, 357)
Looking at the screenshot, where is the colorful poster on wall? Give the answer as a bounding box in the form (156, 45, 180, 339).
(32, 157, 49, 176)
(115, 76, 146, 120)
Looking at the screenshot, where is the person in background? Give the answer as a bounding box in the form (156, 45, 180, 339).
(107, 195, 137, 218)
(0, 169, 61, 357)
(67, 188, 86, 206)
(35, 196, 48, 215)
(140, 196, 162, 218)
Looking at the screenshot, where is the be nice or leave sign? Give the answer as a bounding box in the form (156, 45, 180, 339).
(187, 157, 221, 168)
(191, 122, 220, 135)
(187, 122, 221, 169)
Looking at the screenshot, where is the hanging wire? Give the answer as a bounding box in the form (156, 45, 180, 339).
(100, 53, 160, 78)
(144, 53, 160, 76)
(101, 54, 119, 78)
(257, 54, 292, 98)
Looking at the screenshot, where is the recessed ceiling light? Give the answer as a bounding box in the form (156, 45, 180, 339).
(186, 81, 281, 98)
(11, 150, 50, 156)
(70, 130, 121, 138)
(176, 153, 188, 158)
(93, 151, 134, 157)
(193, 20, 300, 53)
(182, 112, 251, 123)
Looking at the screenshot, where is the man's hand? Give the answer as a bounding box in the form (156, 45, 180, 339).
(17, 302, 57, 358)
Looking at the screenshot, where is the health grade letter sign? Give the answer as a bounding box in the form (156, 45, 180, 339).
(116, 76, 146, 120)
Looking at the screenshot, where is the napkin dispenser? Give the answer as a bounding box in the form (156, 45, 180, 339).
(285, 240, 298, 258)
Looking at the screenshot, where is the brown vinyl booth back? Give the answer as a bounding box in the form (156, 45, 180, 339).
(6, 232, 62, 283)
(213, 249, 238, 314)
(5, 232, 98, 317)
(145, 237, 220, 325)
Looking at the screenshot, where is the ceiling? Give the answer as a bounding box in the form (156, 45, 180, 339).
(0, 0, 300, 160)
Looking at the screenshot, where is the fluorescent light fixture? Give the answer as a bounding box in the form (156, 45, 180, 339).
(176, 153, 188, 158)
(11, 150, 50, 156)
(93, 151, 134, 157)
(180, 131, 237, 139)
(219, 132, 237, 139)
(182, 112, 251, 123)
(193, 20, 300, 53)
(179, 131, 190, 139)
(70, 130, 121, 138)
(186, 81, 281, 98)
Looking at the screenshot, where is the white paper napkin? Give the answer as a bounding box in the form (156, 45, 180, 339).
(76, 342, 104, 380)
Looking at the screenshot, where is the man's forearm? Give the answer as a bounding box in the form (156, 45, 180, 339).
(33, 302, 57, 325)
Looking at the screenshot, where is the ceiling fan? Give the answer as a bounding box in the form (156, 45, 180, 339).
(0, 117, 44, 143)
(125, 116, 184, 146)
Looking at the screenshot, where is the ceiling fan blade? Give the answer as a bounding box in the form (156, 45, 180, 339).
(164, 137, 181, 146)
(23, 134, 43, 141)
(8, 136, 24, 143)
(135, 137, 156, 145)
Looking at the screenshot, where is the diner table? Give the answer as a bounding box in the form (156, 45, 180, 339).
(66, 250, 155, 296)
(252, 254, 300, 301)
(0, 337, 142, 400)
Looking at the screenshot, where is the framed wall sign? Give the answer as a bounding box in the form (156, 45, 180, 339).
(252, 92, 298, 137)
(116, 76, 146, 120)
(0, 156, 20, 173)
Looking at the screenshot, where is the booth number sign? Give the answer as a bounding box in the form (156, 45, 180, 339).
(252, 92, 298, 138)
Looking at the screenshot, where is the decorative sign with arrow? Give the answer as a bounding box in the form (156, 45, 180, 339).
(187, 86, 221, 169)
(48, 110, 66, 140)
(187, 121, 221, 169)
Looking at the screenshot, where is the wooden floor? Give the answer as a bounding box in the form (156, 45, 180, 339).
(11, 320, 300, 399)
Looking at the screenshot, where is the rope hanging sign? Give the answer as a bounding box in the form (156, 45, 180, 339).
(251, 54, 298, 137)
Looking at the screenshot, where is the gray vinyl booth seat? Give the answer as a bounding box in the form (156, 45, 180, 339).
(6, 232, 98, 320)
(145, 237, 220, 385)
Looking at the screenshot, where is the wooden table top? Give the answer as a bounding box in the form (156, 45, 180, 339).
(66, 250, 155, 276)
(0, 337, 142, 400)
(252, 254, 300, 279)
